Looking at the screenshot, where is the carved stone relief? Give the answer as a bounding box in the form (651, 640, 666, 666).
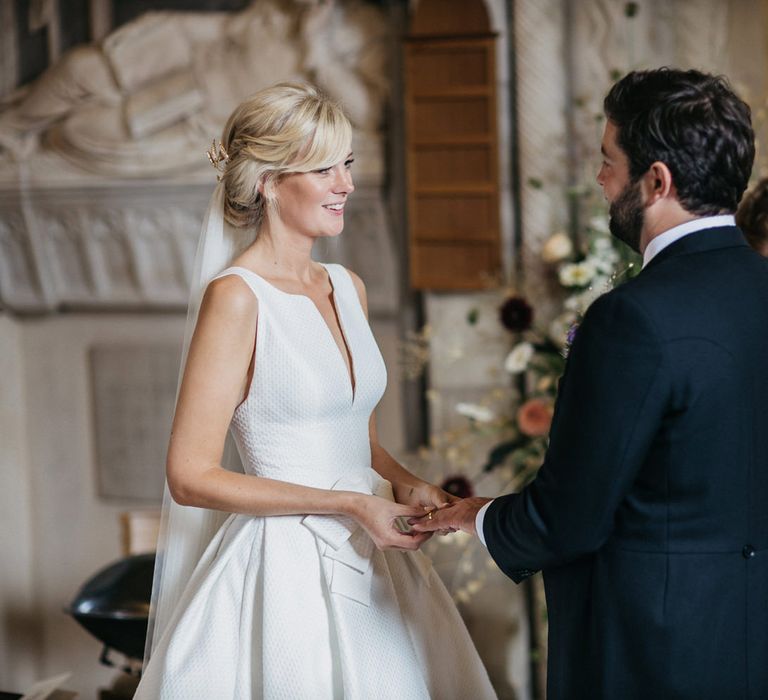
(88, 209, 144, 302)
(0, 181, 397, 314)
(0, 185, 210, 311)
(0, 0, 398, 316)
(0, 206, 41, 310)
(44, 209, 93, 300)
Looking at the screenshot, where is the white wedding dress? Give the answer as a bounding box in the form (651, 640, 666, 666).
(135, 264, 496, 699)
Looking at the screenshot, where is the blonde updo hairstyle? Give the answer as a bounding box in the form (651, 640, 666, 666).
(219, 82, 352, 230)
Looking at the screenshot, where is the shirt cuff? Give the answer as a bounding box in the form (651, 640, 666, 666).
(475, 500, 493, 547)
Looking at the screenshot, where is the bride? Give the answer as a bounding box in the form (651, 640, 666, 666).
(135, 82, 497, 699)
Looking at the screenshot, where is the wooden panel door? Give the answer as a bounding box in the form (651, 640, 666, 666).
(405, 34, 500, 290)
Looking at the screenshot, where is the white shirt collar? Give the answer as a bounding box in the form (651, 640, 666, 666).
(642, 215, 736, 268)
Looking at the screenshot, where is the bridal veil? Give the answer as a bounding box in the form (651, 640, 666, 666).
(143, 182, 255, 665)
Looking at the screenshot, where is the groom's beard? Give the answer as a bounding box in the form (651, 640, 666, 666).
(608, 178, 644, 253)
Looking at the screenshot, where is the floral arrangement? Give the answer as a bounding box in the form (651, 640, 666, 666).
(477, 215, 638, 487)
(404, 212, 639, 605)
(410, 214, 637, 499)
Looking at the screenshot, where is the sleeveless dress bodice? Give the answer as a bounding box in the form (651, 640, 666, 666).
(134, 264, 496, 700)
(229, 263, 386, 490)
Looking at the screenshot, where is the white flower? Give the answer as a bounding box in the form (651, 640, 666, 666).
(455, 402, 495, 423)
(558, 260, 596, 287)
(589, 215, 610, 234)
(591, 275, 612, 294)
(541, 231, 573, 264)
(592, 236, 613, 252)
(504, 341, 534, 374)
(564, 295, 580, 311)
(563, 277, 611, 314)
(586, 252, 617, 276)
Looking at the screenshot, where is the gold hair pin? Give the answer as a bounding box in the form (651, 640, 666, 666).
(206, 139, 229, 181)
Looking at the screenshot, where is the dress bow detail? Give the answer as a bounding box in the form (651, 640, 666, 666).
(301, 469, 431, 606)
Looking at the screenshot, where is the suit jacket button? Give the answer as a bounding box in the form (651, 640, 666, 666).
(742, 545, 756, 559)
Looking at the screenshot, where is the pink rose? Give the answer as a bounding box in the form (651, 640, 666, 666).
(516, 398, 554, 437)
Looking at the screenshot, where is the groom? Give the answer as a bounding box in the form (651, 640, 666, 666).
(413, 68, 768, 699)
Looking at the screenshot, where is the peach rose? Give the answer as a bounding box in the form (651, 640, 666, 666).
(516, 397, 554, 437)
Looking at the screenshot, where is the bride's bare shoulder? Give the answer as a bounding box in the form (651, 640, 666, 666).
(199, 273, 258, 324)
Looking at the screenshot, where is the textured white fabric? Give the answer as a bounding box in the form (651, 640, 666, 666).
(135, 264, 496, 699)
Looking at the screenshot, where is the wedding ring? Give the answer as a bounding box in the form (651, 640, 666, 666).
(427, 510, 434, 520)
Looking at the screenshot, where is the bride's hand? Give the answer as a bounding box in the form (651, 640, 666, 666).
(352, 494, 434, 551)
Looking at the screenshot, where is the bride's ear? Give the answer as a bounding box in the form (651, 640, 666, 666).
(259, 175, 281, 214)
(258, 175, 275, 206)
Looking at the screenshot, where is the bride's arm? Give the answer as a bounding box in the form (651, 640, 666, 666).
(166, 274, 428, 550)
(369, 415, 456, 511)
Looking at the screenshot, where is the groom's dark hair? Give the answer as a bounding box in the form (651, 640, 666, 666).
(604, 68, 754, 216)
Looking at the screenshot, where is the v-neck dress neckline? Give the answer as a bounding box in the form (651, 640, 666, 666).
(227, 263, 357, 406)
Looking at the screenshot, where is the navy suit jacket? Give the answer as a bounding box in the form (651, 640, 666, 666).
(484, 227, 768, 699)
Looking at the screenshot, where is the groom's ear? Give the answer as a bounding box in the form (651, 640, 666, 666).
(643, 161, 675, 204)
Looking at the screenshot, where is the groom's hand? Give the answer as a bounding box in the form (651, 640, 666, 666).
(408, 497, 492, 536)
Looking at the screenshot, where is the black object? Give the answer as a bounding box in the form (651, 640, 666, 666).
(66, 553, 155, 663)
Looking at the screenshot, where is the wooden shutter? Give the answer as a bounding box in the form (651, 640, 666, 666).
(404, 0, 500, 290)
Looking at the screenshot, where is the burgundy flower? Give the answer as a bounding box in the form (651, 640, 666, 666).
(441, 475, 474, 500)
(499, 296, 534, 332)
